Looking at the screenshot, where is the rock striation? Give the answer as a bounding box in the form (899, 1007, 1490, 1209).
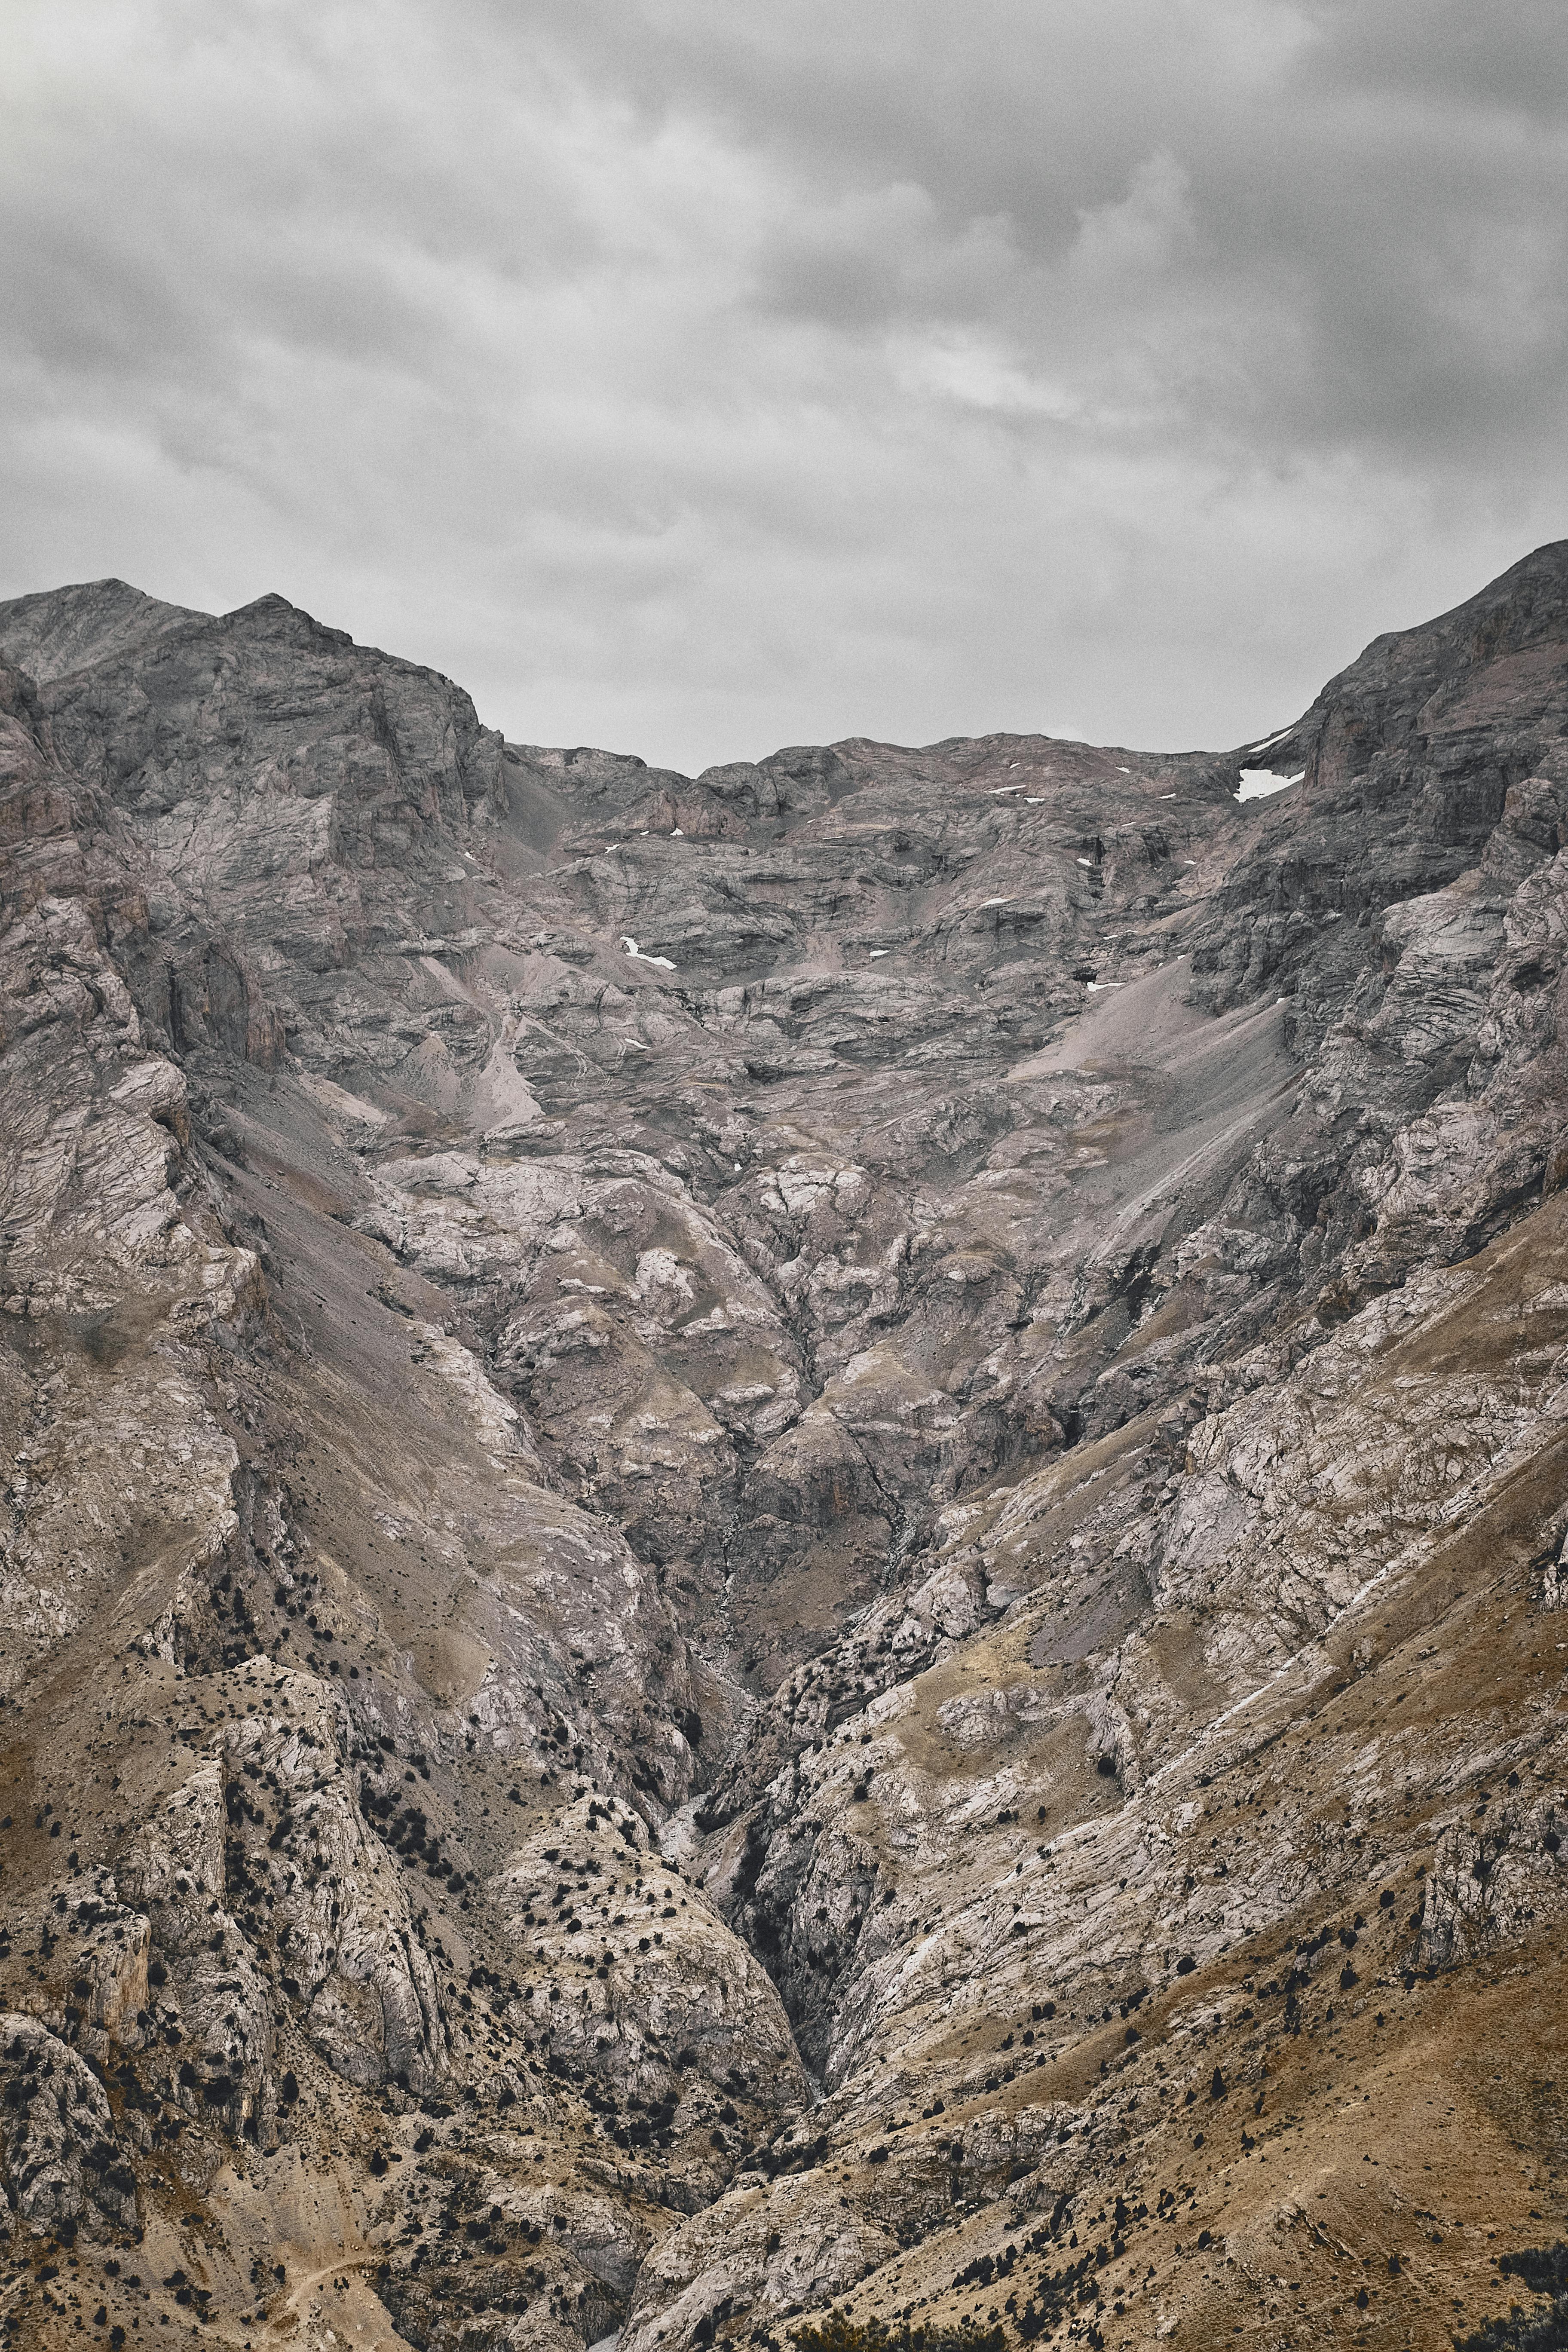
(0, 546, 1565, 2348)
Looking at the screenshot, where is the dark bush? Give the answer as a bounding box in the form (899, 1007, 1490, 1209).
(1456, 2244, 1568, 2351)
(792, 2319, 1006, 2352)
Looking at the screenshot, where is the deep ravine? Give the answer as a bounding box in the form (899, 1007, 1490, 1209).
(0, 547, 1566, 2350)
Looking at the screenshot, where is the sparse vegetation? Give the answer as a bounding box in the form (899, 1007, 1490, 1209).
(4, 550, 1568, 2352)
(1456, 2246, 1568, 2352)
(790, 2318, 1007, 2352)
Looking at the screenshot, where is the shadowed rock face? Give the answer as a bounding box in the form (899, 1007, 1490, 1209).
(0, 551, 1566, 2349)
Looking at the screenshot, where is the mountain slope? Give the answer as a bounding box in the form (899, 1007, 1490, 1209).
(0, 551, 1565, 2351)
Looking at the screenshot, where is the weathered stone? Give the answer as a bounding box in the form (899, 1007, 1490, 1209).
(1, 549, 1567, 2348)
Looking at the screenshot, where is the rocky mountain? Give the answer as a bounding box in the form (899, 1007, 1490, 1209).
(0, 543, 1565, 2352)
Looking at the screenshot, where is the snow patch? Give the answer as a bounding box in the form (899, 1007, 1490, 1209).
(621, 936, 677, 971)
(1237, 769, 1305, 802)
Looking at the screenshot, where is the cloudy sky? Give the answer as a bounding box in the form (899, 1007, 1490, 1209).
(3, 2, 1566, 772)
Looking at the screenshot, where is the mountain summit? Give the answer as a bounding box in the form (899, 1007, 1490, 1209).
(0, 547, 1566, 2349)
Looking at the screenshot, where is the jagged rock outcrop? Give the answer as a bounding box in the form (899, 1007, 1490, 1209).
(0, 548, 1566, 2349)
(0, 2015, 138, 2236)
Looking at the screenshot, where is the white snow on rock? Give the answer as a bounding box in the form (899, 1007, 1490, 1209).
(621, 936, 677, 971)
(1237, 768, 1305, 802)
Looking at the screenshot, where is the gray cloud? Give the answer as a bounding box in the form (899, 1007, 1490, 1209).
(2, 0, 1565, 770)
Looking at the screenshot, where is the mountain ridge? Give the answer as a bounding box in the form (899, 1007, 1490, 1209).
(0, 545, 1565, 2350)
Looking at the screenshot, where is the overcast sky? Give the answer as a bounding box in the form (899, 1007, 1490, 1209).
(3, 2, 1566, 772)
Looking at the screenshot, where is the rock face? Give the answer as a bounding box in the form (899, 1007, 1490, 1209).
(0, 548, 1566, 2349)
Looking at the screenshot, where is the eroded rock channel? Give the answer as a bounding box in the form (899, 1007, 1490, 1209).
(1, 548, 1568, 2348)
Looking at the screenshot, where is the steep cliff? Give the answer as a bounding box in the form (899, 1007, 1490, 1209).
(0, 547, 1565, 2350)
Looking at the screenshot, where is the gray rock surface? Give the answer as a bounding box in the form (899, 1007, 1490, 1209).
(0, 548, 1566, 2347)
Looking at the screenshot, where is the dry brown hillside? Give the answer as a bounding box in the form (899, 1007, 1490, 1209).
(0, 545, 1566, 2350)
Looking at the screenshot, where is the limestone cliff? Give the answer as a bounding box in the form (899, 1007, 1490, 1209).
(0, 548, 1566, 2349)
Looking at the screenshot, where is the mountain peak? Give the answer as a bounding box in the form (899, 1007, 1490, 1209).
(0, 548, 1563, 2349)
